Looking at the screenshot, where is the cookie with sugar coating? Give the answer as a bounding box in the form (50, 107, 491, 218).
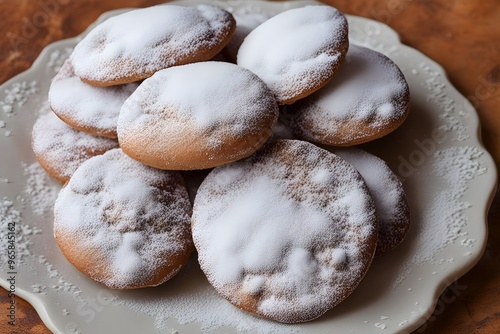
(71, 4, 236, 86)
(289, 44, 410, 146)
(117, 61, 279, 170)
(237, 5, 349, 105)
(31, 108, 119, 184)
(48, 59, 138, 138)
(54, 149, 193, 289)
(331, 147, 411, 256)
(192, 139, 378, 323)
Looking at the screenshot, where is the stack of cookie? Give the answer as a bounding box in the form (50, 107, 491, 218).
(32, 3, 411, 323)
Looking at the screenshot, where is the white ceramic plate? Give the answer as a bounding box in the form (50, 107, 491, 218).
(0, 1, 497, 333)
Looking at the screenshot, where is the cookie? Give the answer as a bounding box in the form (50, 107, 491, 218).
(118, 61, 278, 170)
(237, 5, 349, 105)
(54, 149, 193, 289)
(31, 108, 118, 184)
(192, 139, 378, 323)
(331, 147, 411, 256)
(290, 44, 410, 146)
(71, 5, 236, 86)
(48, 59, 138, 138)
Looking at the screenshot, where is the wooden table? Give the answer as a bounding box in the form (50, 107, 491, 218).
(1, 1, 499, 333)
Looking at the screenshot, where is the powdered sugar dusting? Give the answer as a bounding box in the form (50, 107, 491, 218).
(0, 199, 42, 267)
(120, 62, 274, 132)
(46, 47, 73, 73)
(49, 59, 138, 137)
(1, 81, 38, 117)
(116, 258, 303, 333)
(32, 108, 119, 183)
(53, 149, 193, 289)
(430, 146, 487, 245)
(332, 148, 410, 255)
(22, 162, 59, 217)
(118, 61, 278, 169)
(1, 81, 38, 136)
(71, 5, 234, 84)
(290, 44, 409, 145)
(395, 146, 487, 285)
(193, 140, 377, 323)
(237, 5, 348, 104)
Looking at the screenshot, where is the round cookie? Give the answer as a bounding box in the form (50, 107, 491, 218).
(237, 5, 348, 105)
(31, 109, 119, 184)
(118, 61, 278, 170)
(290, 44, 410, 146)
(331, 147, 411, 256)
(54, 149, 193, 289)
(192, 139, 378, 323)
(48, 59, 138, 138)
(71, 5, 236, 86)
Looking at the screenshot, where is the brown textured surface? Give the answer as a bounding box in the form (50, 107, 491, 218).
(0, 0, 499, 333)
